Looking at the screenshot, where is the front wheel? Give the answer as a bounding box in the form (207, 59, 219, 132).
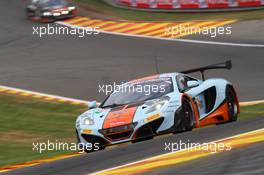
(173, 97, 195, 133)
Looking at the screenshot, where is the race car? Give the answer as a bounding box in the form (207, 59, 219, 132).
(76, 61, 239, 152)
(25, 0, 78, 22)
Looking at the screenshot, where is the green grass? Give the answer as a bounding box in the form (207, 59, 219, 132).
(239, 103, 264, 120)
(76, 0, 264, 21)
(0, 93, 87, 167)
(0, 93, 263, 167)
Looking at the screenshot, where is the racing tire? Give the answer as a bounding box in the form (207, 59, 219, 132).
(226, 86, 238, 122)
(173, 97, 195, 133)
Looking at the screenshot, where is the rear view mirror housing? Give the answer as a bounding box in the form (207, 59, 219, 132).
(88, 101, 97, 109)
(187, 81, 199, 89)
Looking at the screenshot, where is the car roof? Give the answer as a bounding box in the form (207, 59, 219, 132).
(129, 73, 179, 83)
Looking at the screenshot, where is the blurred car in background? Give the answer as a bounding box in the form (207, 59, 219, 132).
(26, 0, 78, 22)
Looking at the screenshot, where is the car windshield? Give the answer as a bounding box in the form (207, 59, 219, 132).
(101, 77, 173, 108)
(41, 0, 67, 7)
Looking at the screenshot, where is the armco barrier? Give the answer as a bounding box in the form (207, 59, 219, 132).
(112, 0, 264, 10)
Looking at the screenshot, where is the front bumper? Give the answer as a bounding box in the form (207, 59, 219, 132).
(42, 10, 77, 21)
(76, 117, 164, 146)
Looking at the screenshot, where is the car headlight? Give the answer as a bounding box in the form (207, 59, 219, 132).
(43, 12, 52, 16)
(68, 6, 76, 11)
(145, 96, 170, 114)
(83, 117, 95, 125)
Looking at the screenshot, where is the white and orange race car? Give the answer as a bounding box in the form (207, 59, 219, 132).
(76, 61, 239, 152)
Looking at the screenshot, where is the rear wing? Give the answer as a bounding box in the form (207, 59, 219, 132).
(181, 60, 232, 80)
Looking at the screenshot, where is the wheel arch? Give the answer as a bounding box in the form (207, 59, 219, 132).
(181, 94, 200, 128)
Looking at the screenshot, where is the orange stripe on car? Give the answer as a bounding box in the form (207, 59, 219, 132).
(199, 102, 229, 127)
(103, 106, 137, 129)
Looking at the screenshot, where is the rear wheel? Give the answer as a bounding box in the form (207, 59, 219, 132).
(173, 97, 194, 133)
(226, 86, 238, 122)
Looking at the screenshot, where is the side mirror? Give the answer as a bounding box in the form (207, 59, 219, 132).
(88, 101, 97, 109)
(187, 81, 199, 89)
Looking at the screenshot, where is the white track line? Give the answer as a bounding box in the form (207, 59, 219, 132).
(240, 100, 264, 106)
(0, 85, 89, 104)
(57, 21, 264, 48)
(89, 128, 264, 175)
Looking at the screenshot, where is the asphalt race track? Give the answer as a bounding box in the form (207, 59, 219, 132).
(0, 0, 264, 175)
(148, 141, 264, 175)
(1, 1, 264, 102)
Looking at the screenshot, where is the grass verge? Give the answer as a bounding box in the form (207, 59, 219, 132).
(75, 0, 264, 21)
(239, 103, 264, 120)
(0, 93, 86, 167)
(0, 93, 263, 167)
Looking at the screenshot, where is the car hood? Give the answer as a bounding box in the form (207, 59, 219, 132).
(102, 105, 138, 129)
(79, 103, 143, 129)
